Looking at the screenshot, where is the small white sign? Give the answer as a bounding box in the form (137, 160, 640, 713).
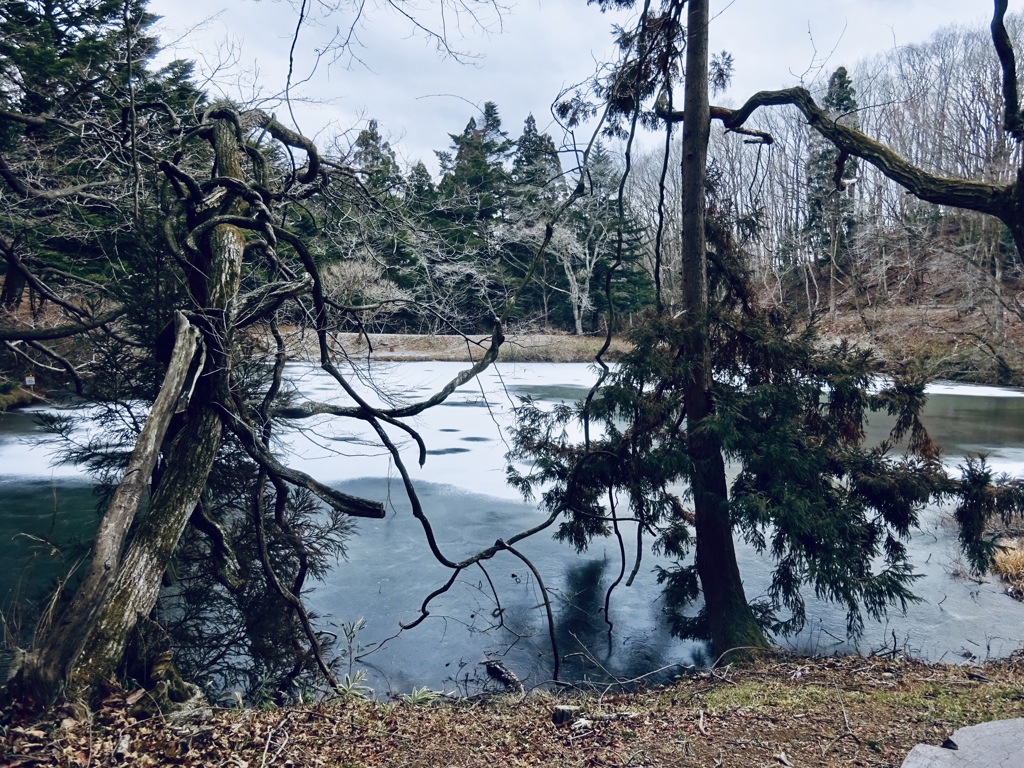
(24, 376, 35, 387)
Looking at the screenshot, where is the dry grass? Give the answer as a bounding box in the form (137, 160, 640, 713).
(0, 387, 37, 412)
(9, 653, 1024, 767)
(275, 306, 1024, 385)
(993, 539, 1024, 597)
(282, 331, 630, 364)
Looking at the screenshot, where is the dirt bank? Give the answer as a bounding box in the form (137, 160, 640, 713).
(818, 305, 1024, 387)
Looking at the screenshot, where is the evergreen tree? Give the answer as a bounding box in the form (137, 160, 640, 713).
(352, 119, 401, 194)
(0, 0, 197, 374)
(498, 114, 567, 329)
(511, 113, 564, 205)
(404, 160, 437, 212)
(422, 103, 517, 330)
(508, 171, 982, 657)
(508, 1, 1024, 662)
(437, 101, 512, 225)
(805, 66, 860, 316)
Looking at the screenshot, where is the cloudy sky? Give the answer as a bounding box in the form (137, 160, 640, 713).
(146, 0, 998, 171)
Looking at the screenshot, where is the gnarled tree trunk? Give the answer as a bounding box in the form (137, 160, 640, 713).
(5, 115, 249, 709)
(5, 312, 203, 709)
(68, 116, 248, 695)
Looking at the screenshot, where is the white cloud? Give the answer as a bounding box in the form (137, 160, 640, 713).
(148, 0, 1001, 171)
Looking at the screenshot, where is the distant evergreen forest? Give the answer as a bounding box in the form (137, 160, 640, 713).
(3, 9, 1023, 349)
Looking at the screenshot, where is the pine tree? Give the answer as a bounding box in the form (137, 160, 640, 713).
(438, 101, 512, 225)
(511, 113, 563, 205)
(422, 103, 517, 329)
(805, 67, 860, 318)
(509, 1, 1024, 663)
(352, 119, 401, 194)
(404, 161, 437, 213)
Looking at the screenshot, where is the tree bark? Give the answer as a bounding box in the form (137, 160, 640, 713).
(70, 402, 223, 690)
(68, 116, 250, 693)
(706, 87, 1024, 258)
(5, 114, 252, 710)
(5, 312, 202, 709)
(0, 253, 27, 309)
(679, 0, 769, 662)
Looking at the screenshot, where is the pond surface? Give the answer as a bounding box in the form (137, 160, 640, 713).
(4, 363, 1024, 695)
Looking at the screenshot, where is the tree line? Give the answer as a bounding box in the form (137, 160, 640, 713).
(342, 106, 653, 336)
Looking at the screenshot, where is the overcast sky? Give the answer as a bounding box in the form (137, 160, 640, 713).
(147, 0, 999, 172)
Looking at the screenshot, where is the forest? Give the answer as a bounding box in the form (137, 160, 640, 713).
(5, 0, 1024, 719)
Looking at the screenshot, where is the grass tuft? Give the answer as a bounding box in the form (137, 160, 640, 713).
(993, 538, 1024, 595)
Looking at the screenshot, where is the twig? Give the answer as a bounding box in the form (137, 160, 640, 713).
(821, 683, 861, 756)
(499, 540, 560, 681)
(709, 665, 737, 686)
(822, 731, 860, 756)
(270, 731, 290, 764)
(260, 713, 290, 768)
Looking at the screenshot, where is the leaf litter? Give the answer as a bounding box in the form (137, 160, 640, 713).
(6, 653, 1024, 767)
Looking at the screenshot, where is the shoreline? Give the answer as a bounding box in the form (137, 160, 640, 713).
(277, 330, 631, 364)
(0, 387, 41, 413)
(8, 651, 1024, 766)
(278, 310, 1024, 386)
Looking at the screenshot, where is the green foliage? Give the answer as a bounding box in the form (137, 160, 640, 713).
(805, 67, 860, 264)
(437, 101, 512, 227)
(401, 686, 440, 706)
(335, 671, 372, 700)
(377, 105, 652, 334)
(166, 445, 356, 699)
(0, 0, 203, 336)
(951, 456, 1024, 573)
(511, 114, 564, 203)
(506, 171, 1002, 646)
(352, 120, 402, 194)
(509, 298, 949, 642)
(0, 0, 152, 115)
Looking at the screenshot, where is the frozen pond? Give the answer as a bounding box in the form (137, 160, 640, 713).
(4, 361, 1024, 695)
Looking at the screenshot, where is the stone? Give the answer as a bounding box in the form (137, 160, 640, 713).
(901, 718, 1024, 767)
(552, 705, 582, 725)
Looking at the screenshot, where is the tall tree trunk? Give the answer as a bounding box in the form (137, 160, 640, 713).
(679, 0, 769, 662)
(0, 246, 27, 309)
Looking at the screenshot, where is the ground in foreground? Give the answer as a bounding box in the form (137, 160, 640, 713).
(6, 653, 1024, 767)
